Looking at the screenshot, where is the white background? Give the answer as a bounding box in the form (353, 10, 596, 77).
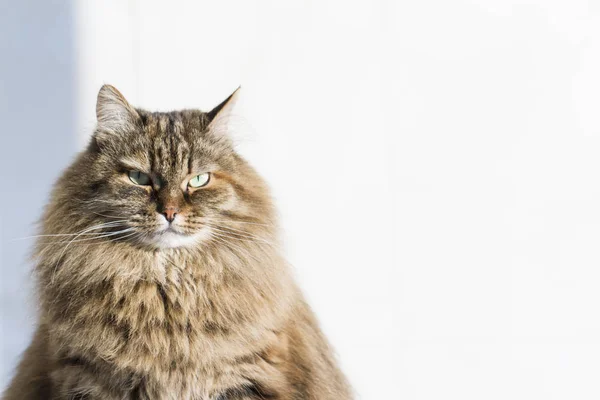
(2, 1, 600, 399)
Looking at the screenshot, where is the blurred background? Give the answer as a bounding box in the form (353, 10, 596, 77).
(2, 1, 600, 399)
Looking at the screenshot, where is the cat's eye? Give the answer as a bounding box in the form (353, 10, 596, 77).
(128, 170, 151, 186)
(188, 173, 211, 188)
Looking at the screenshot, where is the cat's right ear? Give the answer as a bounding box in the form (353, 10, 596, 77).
(94, 84, 140, 146)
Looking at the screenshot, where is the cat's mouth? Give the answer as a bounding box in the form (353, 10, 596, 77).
(162, 226, 184, 235)
(153, 225, 189, 240)
(141, 224, 207, 249)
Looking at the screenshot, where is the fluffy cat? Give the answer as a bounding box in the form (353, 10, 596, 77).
(3, 85, 352, 399)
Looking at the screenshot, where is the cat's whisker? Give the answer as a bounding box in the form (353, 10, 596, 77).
(125, 231, 148, 245)
(13, 221, 129, 242)
(50, 221, 131, 283)
(44, 230, 144, 247)
(11, 233, 111, 241)
(208, 232, 263, 264)
(204, 221, 268, 236)
(204, 223, 274, 246)
(80, 228, 142, 244)
(208, 230, 273, 256)
(209, 230, 258, 244)
(187, 218, 272, 236)
(38, 228, 135, 245)
(103, 230, 143, 243)
(203, 218, 273, 227)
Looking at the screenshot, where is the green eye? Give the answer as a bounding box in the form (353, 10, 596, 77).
(128, 170, 151, 186)
(188, 173, 210, 188)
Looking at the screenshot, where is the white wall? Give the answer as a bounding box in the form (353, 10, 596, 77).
(3, 0, 600, 398)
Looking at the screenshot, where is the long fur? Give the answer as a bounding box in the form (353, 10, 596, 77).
(3, 86, 351, 399)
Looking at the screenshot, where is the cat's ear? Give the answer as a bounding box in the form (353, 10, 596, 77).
(95, 84, 140, 143)
(206, 86, 242, 138)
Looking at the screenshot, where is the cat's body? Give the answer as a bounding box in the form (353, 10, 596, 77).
(3, 86, 351, 399)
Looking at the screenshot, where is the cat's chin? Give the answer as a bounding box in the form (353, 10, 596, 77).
(142, 230, 207, 249)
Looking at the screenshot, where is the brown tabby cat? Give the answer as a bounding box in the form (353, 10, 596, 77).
(3, 85, 351, 399)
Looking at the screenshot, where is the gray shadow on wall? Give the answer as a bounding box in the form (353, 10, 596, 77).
(0, 1, 76, 390)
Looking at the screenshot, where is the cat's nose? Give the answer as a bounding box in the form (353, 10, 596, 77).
(162, 206, 179, 223)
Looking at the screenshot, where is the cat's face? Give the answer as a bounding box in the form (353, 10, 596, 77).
(69, 85, 267, 249)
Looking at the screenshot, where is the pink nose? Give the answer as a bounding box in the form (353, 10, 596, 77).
(162, 206, 179, 223)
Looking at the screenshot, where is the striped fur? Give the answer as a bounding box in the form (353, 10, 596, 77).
(3, 85, 352, 400)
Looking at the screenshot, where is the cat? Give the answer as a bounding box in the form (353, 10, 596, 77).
(2, 85, 352, 399)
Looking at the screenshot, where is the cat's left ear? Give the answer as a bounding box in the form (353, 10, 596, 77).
(206, 86, 242, 137)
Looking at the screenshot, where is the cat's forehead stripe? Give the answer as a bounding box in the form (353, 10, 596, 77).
(145, 112, 191, 178)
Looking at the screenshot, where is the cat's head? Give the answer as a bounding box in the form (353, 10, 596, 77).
(53, 85, 272, 250)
